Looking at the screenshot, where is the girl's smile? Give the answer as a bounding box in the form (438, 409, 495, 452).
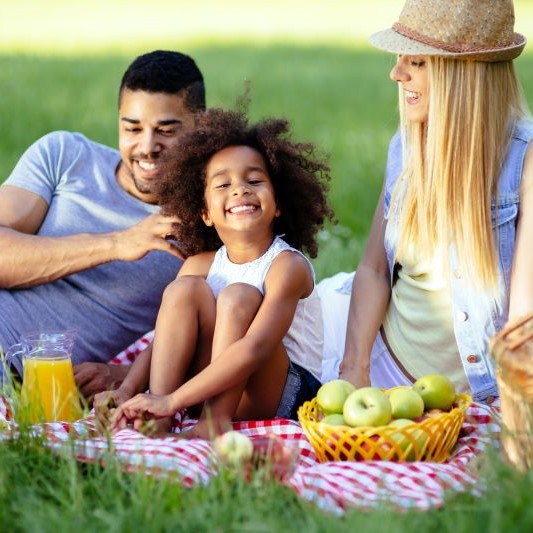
(202, 145, 279, 238)
(226, 203, 258, 215)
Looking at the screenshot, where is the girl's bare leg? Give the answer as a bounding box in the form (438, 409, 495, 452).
(183, 283, 289, 439)
(148, 276, 216, 434)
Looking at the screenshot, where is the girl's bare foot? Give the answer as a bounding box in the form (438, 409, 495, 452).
(178, 418, 232, 440)
(138, 415, 174, 437)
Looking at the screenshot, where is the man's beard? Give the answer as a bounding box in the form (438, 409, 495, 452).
(131, 173, 154, 195)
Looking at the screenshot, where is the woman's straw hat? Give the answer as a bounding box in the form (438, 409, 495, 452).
(369, 0, 526, 62)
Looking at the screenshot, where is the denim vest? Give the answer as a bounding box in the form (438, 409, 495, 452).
(382, 119, 533, 402)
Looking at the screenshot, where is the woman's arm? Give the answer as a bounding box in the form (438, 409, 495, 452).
(509, 143, 533, 320)
(340, 190, 391, 387)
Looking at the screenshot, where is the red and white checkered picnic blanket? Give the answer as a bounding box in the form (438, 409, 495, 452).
(0, 332, 502, 513)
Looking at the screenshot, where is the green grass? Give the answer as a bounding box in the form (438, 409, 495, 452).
(1, 432, 533, 532)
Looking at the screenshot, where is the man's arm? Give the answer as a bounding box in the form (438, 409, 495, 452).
(0, 185, 183, 289)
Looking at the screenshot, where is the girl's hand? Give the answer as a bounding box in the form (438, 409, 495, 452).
(111, 392, 177, 431)
(93, 387, 134, 434)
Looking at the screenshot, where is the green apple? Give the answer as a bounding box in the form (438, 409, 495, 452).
(316, 379, 356, 415)
(388, 418, 428, 461)
(388, 387, 424, 420)
(342, 387, 392, 427)
(412, 374, 456, 411)
(320, 413, 348, 426)
(213, 430, 253, 467)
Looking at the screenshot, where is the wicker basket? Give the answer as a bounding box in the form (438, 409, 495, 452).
(297, 394, 471, 463)
(490, 312, 533, 472)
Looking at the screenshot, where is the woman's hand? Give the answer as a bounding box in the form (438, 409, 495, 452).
(111, 392, 177, 432)
(339, 359, 371, 389)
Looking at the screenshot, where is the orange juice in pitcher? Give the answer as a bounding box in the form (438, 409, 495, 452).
(20, 355, 82, 423)
(5, 330, 83, 424)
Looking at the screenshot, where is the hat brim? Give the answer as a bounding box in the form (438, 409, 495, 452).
(369, 28, 526, 62)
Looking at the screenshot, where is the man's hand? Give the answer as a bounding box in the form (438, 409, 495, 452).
(114, 213, 185, 262)
(74, 362, 130, 402)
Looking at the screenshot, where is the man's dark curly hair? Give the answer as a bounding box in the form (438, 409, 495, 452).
(157, 108, 334, 258)
(119, 50, 205, 112)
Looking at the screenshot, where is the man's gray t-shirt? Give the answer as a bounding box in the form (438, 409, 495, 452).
(1, 131, 182, 372)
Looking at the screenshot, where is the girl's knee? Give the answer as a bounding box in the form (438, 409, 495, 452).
(217, 283, 263, 316)
(162, 275, 211, 305)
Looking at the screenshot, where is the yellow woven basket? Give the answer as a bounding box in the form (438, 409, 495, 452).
(298, 394, 471, 463)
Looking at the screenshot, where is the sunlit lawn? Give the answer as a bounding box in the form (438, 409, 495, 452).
(2, 0, 533, 277)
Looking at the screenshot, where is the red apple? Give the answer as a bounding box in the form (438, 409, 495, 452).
(250, 434, 298, 481)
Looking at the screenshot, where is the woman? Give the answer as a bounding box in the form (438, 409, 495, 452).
(338, 0, 533, 403)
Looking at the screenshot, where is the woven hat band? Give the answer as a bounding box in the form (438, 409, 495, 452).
(392, 22, 514, 54)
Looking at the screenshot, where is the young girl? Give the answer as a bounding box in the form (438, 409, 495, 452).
(108, 108, 333, 437)
(338, 0, 533, 403)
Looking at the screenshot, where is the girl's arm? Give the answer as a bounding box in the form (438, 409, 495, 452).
(93, 253, 213, 419)
(509, 143, 533, 320)
(113, 251, 312, 422)
(340, 190, 391, 388)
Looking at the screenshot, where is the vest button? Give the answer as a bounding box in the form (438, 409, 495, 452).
(457, 311, 469, 322)
(467, 354, 478, 363)
(486, 396, 495, 404)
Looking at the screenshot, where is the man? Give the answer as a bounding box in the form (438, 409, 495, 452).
(0, 50, 205, 398)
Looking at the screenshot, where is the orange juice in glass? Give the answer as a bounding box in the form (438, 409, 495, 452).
(6, 330, 83, 423)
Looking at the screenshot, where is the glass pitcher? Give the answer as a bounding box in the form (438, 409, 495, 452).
(5, 330, 83, 424)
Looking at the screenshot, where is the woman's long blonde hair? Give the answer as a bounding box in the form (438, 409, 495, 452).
(391, 57, 530, 290)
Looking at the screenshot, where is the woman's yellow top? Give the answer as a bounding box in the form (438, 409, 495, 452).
(382, 245, 470, 393)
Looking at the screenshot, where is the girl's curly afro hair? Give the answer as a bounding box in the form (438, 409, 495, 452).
(157, 107, 335, 258)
